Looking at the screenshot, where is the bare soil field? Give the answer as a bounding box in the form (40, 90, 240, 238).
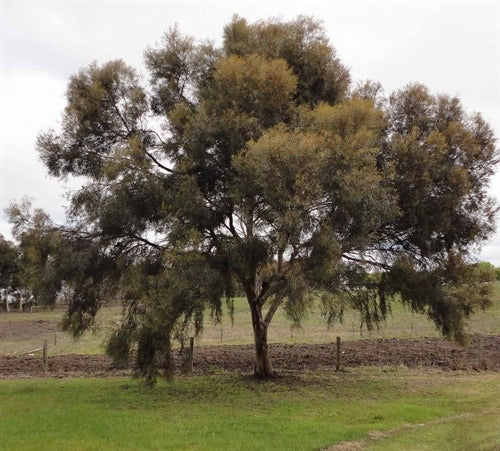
(1, 335, 498, 379)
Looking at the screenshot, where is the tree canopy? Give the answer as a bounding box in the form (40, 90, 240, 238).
(10, 16, 498, 381)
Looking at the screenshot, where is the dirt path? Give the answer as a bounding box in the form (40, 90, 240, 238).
(323, 408, 500, 450)
(0, 335, 498, 379)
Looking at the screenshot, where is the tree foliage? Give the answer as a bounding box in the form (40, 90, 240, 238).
(7, 199, 118, 332)
(10, 16, 498, 381)
(0, 234, 21, 309)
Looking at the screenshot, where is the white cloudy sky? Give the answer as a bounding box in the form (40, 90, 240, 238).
(1, 0, 499, 264)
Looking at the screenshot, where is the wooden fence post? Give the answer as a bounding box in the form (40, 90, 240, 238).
(479, 336, 486, 370)
(182, 337, 194, 375)
(189, 337, 194, 373)
(336, 337, 341, 372)
(42, 339, 48, 373)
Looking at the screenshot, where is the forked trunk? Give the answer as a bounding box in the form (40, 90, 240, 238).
(249, 301, 276, 378)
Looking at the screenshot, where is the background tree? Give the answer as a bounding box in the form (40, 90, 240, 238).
(7, 199, 118, 330)
(17, 16, 498, 380)
(0, 234, 21, 311)
(7, 200, 61, 309)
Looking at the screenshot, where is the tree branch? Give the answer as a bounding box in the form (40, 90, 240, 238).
(342, 254, 391, 270)
(264, 293, 285, 327)
(111, 99, 132, 135)
(145, 151, 175, 173)
(145, 129, 168, 146)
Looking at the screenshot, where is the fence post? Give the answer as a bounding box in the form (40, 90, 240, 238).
(42, 339, 48, 373)
(220, 329, 223, 344)
(189, 337, 194, 373)
(479, 336, 486, 370)
(336, 337, 341, 372)
(182, 337, 194, 375)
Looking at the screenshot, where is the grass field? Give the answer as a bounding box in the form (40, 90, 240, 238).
(1, 286, 498, 450)
(0, 369, 498, 450)
(1, 283, 499, 355)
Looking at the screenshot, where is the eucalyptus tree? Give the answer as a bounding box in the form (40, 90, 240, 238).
(24, 16, 497, 380)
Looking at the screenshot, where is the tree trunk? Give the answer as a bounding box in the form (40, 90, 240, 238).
(249, 301, 276, 378)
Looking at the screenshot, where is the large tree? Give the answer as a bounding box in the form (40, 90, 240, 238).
(20, 16, 497, 379)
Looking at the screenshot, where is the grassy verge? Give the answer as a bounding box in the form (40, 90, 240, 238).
(0, 369, 498, 450)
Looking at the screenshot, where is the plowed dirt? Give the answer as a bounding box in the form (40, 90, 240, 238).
(0, 335, 498, 379)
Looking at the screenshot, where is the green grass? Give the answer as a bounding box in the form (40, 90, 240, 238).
(1, 283, 499, 355)
(0, 369, 498, 450)
(367, 410, 500, 451)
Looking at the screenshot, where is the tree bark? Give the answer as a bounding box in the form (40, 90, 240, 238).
(249, 300, 276, 378)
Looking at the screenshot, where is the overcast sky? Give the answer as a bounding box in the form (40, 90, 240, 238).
(1, 0, 499, 264)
